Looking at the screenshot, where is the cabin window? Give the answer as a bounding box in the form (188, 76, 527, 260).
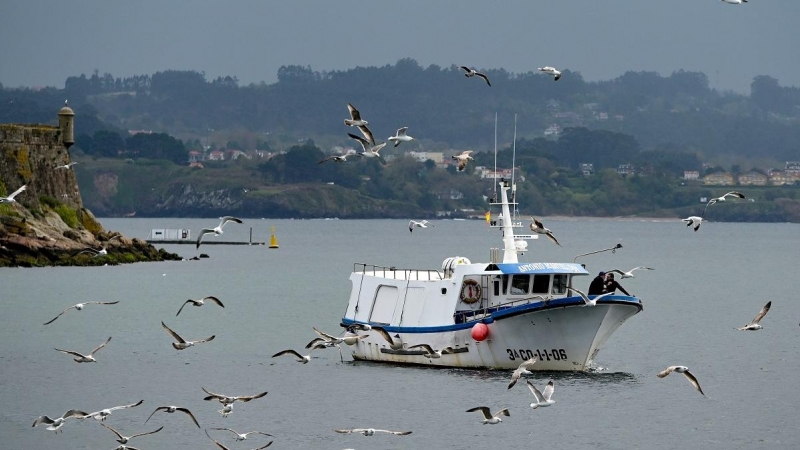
(500, 275, 510, 295)
(531, 275, 550, 294)
(510, 275, 530, 295)
(552, 274, 568, 294)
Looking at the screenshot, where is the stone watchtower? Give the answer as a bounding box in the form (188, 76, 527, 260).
(58, 100, 75, 149)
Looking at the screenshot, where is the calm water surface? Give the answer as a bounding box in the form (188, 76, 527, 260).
(2, 218, 799, 449)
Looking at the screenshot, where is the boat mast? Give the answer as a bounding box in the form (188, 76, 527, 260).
(498, 180, 518, 263)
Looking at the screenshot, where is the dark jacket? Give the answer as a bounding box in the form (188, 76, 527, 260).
(588, 276, 606, 295)
(604, 279, 630, 296)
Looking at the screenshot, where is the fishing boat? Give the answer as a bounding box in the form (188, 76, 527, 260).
(339, 178, 643, 371)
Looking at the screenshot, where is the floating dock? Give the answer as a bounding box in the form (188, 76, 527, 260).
(146, 227, 265, 245)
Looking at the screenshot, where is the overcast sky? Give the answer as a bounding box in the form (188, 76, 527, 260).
(1, 1, 798, 94)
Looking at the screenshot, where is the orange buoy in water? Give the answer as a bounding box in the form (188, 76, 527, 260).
(471, 322, 489, 341)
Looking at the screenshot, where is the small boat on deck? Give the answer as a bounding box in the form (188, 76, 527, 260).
(339, 179, 642, 371)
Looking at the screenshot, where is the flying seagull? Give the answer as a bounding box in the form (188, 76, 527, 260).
(161, 321, 215, 350)
(32, 409, 88, 433)
(721, 0, 747, 4)
(206, 429, 273, 450)
(271, 346, 325, 364)
(702, 191, 746, 216)
(657, 365, 705, 396)
(466, 406, 510, 424)
(0, 184, 26, 203)
(145, 406, 200, 428)
(54, 336, 112, 363)
(388, 127, 415, 148)
(372, 326, 403, 350)
(606, 267, 654, 279)
(736, 301, 771, 330)
(76, 236, 120, 258)
(347, 132, 386, 161)
(196, 216, 243, 249)
(538, 66, 562, 81)
(408, 220, 434, 233)
(459, 66, 491, 86)
(408, 343, 454, 359)
(318, 152, 360, 164)
(43, 301, 119, 325)
(452, 150, 474, 171)
(344, 103, 369, 128)
(313, 326, 368, 346)
(529, 216, 561, 246)
(209, 428, 273, 442)
(83, 400, 144, 421)
(202, 387, 268, 405)
(507, 356, 538, 389)
(176, 295, 224, 316)
(566, 287, 615, 307)
(100, 423, 163, 444)
(55, 162, 79, 170)
(526, 380, 556, 408)
(333, 428, 411, 436)
(682, 216, 703, 231)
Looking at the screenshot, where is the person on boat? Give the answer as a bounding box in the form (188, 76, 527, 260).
(603, 273, 631, 296)
(588, 272, 606, 295)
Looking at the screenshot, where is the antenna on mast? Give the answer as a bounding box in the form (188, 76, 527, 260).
(511, 114, 517, 211)
(493, 112, 498, 201)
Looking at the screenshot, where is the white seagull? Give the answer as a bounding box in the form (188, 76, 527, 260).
(538, 66, 562, 81)
(388, 127, 415, 148)
(218, 403, 234, 418)
(347, 132, 386, 161)
(206, 429, 273, 450)
(702, 191, 746, 216)
(657, 366, 705, 395)
(0, 184, 26, 203)
(466, 406, 509, 424)
(721, 0, 747, 4)
(313, 326, 369, 346)
(32, 409, 88, 433)
(372, 326, 404, 350)
(526, 380, 556, 408)
(507, 356, 538, 389)
(55, 162, 79, 170)
(161, 321, 215, 350)
(271, 347, 324, 364)
(43, 301, 119, 325)
(452, 150, 474, 171)
(566, 287, 614, 307)
(529, 216, 561, 246)
(459, 66, 491, 86)
(736, 301, 771, 330)
(196, 216, 243, 249)
(176, 295, 225, 316)
(83, 400, 143, 421)
(145, 406, 200, 428)
(76, 236, 120, 257)
(682, 216, 704, 231)
(408, 219, 434, 232)
(318, 153, 360, 164)
(408, 343, 454, 359)
(344, 103, 369, 128)
(210, 428, 273, 442)
(54, 336, 112, 363)
(333, 428, 412, 436)
(101, 423, 163, 444)
(606, 267, 654, 279)
(202, 387, 268, 405)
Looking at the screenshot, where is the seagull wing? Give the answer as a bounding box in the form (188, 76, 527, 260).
(466, 406, 492, 420)
(54, 348, 85, 358)
(202, 387, 226, 401)
(237, 391, 268, 402)
(496, 408, 511, 418)
(193, 335, 215, 345)
(476, 72, 491, 86)
(531, 216, 545, 229)
(205, 429, 230, 450)
(358, 124, 376, 145)
(545, 232, 562, 246)
(682, 370, 705, 395)
(161, 321, 186, 343)
(372, 326, 395, 345)
(726, 191, 746, 199)
(408, 343, 435, 355)
(108, 399, 144, 412)
(175, 300, 195, 316)
(750, 301, 771, 325)
(7, 185, 26, 200)
(526, 380, 547, 403)
(376, 429, 412, 435)
(656, 366, 678, 378)
(631, 267, 654, 273)
(318, 155, 336, 164)
(89, 336, 112, 356)
(219, 216, 243, 229)
(304, 337, 327, 348)
(129, 425, 163, 439)
(204, 296, 225, 308)
(32, 416, 55, 427)
(144, 407, 167, 424)
(312, 327, 339, 341)
(519, 356, 538, 370)
(347, 103, 361, 121)
(542, 380, 555, 401)
(459, 66, 471, 73)
(43, 305, 76, 325)
(196, 229, 215, 249)
(607, 269, 626, 277)
(100, 422, 125, 439)
(333, 428, 355, 434)
(176, 407, 200, 428)
(566, 287, 590, 304)
(347, 133, 369, 151)
(272, 349, 304, 360)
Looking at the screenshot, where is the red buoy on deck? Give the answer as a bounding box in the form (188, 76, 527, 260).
(471, 322, 489, 341)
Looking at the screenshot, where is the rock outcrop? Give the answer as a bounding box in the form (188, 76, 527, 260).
(0, 108, 180, 267)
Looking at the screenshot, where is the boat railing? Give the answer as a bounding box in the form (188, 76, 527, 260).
(456, 295, 556, 323)
(353, 263, 444, 281)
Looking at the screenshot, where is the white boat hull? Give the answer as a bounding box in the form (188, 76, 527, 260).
(346, 299, 642, 371)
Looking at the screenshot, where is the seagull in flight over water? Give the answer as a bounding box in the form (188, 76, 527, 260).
(682, 216, 703, 231)
(657, 365, 705, 395)
(145, 406, 200, 428)
(452, 150, 474, 171)
(408, 220, 434, 232)
(736, 301, 771, 330)
(176, 296, 224, 316)
(388, 127, 415, 147)
(605, 267, 654, 279)
(210, 427, 273, 442)
(54, 336, 112, 363)
(372, 326, 404, 350)
(0, 184, 26, 203)
(333, 428, 412, 436)
(408, 344, 454, 359)
(466, 406, 510, 424)
(538, 66, 562, 81)
(347, 133, 386, 161)
(202, 387, 268, 405)
(161, 321, 215, 350)
(318, 152, 360, 164)
(196, 216, 243, 249)
(55, 162, 79, 170)
(459, 66, 491, 86)
(44, 301, 119, 325)
(83, 400, 143, 421)
(101, 422, 163, 444)
(206, 429, 273, 449)
(526, 380, 556, 408)
(32, 409, 88, 433)
(507, 356, 537, 389)
(566, 287, 614, 307)
(529, 216, 561, 246)
(702, 191, 746, 216)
